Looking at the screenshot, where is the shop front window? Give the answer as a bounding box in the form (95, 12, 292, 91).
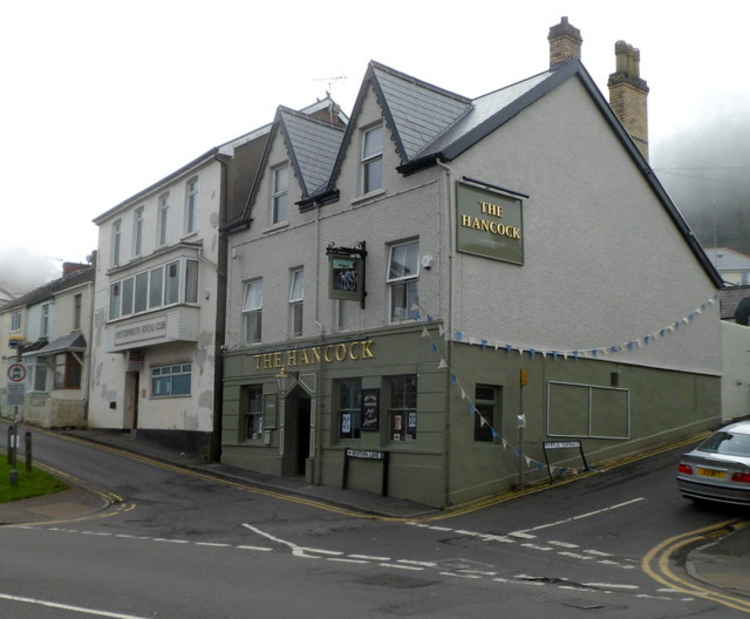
(387, 374, 417, 441)
(337, 378, 362, 439)
(475, 384, 500, 442)
(243, 385, 264, 440)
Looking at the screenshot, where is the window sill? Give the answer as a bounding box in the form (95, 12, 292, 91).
(351, 189, 386, 206)
(263, 221, 289, 234)
(180, 231, 199, 242)
(150, 394, 192, 400)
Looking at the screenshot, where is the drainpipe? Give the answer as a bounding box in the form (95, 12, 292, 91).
(435, 156, 455, 508)
(84, 279, 95, 425)
(210, 155, 230, 463)
(313, 201, 324, 484)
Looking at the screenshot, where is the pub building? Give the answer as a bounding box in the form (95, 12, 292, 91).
(220, 19, 722, 508)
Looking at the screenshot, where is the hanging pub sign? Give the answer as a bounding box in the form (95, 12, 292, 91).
(361, 388, 379, 432)
(456, 179, 525, 265)
(326, 241, 367, 307)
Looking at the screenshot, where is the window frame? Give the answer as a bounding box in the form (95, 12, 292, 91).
(157, 192, 170, 247)
(10, 310, 21, 331)
(54, 352, 82, 390)
(73, 293, 82, 330)
(360, 124, 384, 195)
(151, 362, 192, 398)
(387, 374, 417, 442)
(386, 239, 420, 323)
(112, 218, 122, 267)
(184, 177, 199, 235)
(270, 164, 289, 225)
(107, 258, 196, 322)
(133, 206, 144, 257)
(337, 378, 362, 440)
(242, 278, 263, 344)
(40, 303, 50, 338)
(242, 385, 264, 441)
(288, 268, 304, 337)
(474, 384, 500, 442)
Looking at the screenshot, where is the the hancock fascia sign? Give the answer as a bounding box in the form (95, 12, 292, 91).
(456, 181, 524, 265)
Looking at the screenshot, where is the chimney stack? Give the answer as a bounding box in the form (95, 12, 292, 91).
(608, 41, 649, 160)
(548, 16, 582, 68)
(63, 262, 88, 276)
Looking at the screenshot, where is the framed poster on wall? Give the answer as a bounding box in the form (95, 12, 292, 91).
(361, 389, 379, 432)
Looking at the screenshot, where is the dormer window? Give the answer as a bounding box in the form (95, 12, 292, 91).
(271, 164, 289, 225)
(361, 124, 383, 194)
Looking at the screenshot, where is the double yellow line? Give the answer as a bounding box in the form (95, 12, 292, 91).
(642, 519, 750, 614)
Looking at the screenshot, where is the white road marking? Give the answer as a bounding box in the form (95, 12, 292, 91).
(548, 541, 579, 548)
(0, 592, 149, 619)
(558, 551, 594, 560)
(584, 583, 639, 590)
(379, 563, 424, 571)
(440, 572, 481, 579)
(348, 554, 391, 561)
(493, 577, 509, 583)
(427, 526, 453, 532)
(241, 523, 321, 559)
(195, 542, 231, 548)
(558, 585, 595, 592)
(597, 559, 620, 566)
(152, 538, 189, 544)
(521, 543, 553, 551)
(480, 534, 516, 543)
(300, 547, 343, 556)
(236, 545, 272, 552)
(328, 558, 369, 564)
(397, 560, 437, 567)
(657, 588, 680, 593)
(82, 531, 111, 536)
(454, 529, 481, 536)
(508, 531, 536, 539)
(458, 569, 497, 576)
(514, 498, 646, 534)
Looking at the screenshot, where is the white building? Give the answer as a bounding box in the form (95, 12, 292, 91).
(88, 99, 346, 459)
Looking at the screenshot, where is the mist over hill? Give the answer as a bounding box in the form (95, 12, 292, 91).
(0, 249, 62, 299)
(652, 94, 750, 254)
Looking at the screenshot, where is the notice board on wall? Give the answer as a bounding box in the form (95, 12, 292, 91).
(546, 381, 629, 440)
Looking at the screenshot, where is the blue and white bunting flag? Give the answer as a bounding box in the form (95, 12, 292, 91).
(438, 358, 448, 369)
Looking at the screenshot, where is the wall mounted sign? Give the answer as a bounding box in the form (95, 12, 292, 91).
(326, 242, 367, 307)
(361, 388, 379, 432)
(456, 181, 524, 265)
(251, 339, 376, 371)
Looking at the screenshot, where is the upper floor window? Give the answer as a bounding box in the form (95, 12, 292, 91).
(133, 207, 144, 257)
(271, 165, 289, 225)
(158, 192, 170, 246)
(108, 258, 196, 321)
(289, 268, 304, 337)
(387, 240, 419, 322)
(73, 293, 82, 330)
(361, 125, 383, 194)
(242, 278, 263, 344)
(10, 311, 21, 331)
(40, 303, 50, 338)
(112, 219, 122, 267)
(185, 177, 198, 235)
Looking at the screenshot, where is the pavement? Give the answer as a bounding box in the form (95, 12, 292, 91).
(2, 425, 749, 598)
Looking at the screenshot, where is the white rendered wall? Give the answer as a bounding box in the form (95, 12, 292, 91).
(89, 160, 221, 432)
(448, 77, 720, 375)
(721, 321, 750, 421)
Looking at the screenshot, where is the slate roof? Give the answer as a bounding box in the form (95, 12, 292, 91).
(31, 333, 87, 357)
(279, 107, 345, 195)
(705, 247, 750, 272)
(242, 106, 345, 220)
(0, 266, 95, 313)
(719, 285, 750, 321)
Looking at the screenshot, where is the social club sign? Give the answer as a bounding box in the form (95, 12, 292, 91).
(456, 181, 524, 265)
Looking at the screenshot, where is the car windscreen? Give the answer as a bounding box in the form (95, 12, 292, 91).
(698, 431, 750, 458)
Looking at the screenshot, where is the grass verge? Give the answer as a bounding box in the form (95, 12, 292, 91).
(0, 453, 68, 502)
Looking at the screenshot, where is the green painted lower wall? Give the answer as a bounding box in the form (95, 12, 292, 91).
(447, 342, 721, 505)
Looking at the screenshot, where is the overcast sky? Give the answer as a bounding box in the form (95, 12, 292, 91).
(1, 1, 747, 291)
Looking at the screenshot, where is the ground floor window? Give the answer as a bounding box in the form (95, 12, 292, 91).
(387, 374, 417, 441)
(337, 378, 362, 439)
(151, 363, 191, 397)
(475, 384, 500, 442)
(242, 385, 264, 440)
(28, 360, 48, 392)
(54, 353, 82, 389)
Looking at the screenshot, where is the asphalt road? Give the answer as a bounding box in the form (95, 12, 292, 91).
(1, 426, 748, 618)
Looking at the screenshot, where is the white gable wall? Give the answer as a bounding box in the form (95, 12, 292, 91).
(449, 76, 720, 374)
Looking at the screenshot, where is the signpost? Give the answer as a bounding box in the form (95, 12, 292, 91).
(6, 362, 26, 487)
(542, 439, 589, 482)
(341, 448, 389, 496)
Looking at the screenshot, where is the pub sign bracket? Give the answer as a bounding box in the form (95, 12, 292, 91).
(326, 241, 367, 309)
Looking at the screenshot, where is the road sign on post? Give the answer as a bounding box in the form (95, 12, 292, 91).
(7, 363, 26, 383)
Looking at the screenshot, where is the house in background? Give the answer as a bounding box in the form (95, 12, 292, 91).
(88, 98, 346, 461)
(705, 247, 750, 285)
(0, 285, 18, 306)
(0, 262, 94, 426)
